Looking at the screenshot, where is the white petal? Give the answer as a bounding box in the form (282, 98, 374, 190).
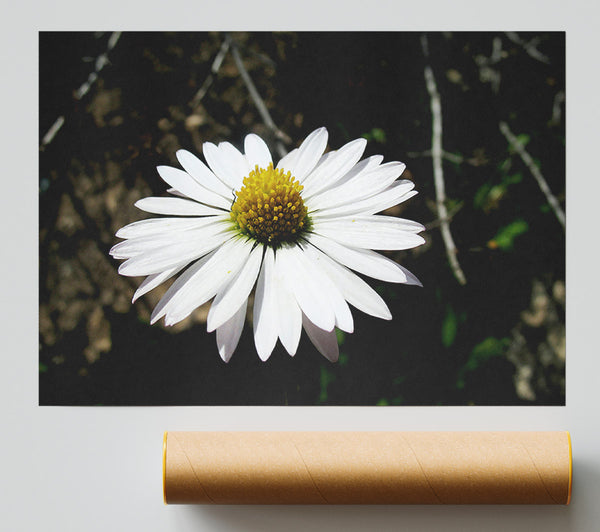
(135, 197, 226, 216)
(166, 188, 187, 198)
(313, 215, 425, 250)
(302, 138, 367, 198)
(207, 244, 264, 332)
(112, 221, 227, 259)
(159, 237, 255, 325)
(176, 149, 234, 198)
(283, 127, 328, 182)
(302, 313, 339, 362)
(313, 181, 416, 218)
(307, 233, 409, 283)
(277, 244, 335, 332)
(203, 141, 250, 191)
(216, 299, 247, 363)
(297, 150, 335, 195)
(150, 251, 216, 324)
(317, 214, 424, 233)
(112, 227, 226, 261)
(244, 134, 273, 170)
(276, 148, 298, 171)
(310, 154, 383, 197)
(301, 244, 354, 333)
(132, 263, 187, 303)
(219, 142, 253, 183)
(303, 244, 392, 320)
(395, 264, 423, 287)
(278, 244, 352, 333)
(360, 190, 418, 216)
(115, 215, 227, 239)
(117, 236, 224, 276)
(157, 165, 232, 210)
(311, 150, 335, 169)
(273, 250, 302, 356)
(116, 227, 232, 276)
(253, 247, 279, 361)
(307, 162, 406, 211)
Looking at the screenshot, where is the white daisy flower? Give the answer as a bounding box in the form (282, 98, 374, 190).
(111, 127, 425, 362)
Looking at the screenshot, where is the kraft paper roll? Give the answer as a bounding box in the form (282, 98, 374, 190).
(163, 431, 572, 505)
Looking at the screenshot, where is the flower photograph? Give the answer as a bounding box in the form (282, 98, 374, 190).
(39, 32, 565, 405)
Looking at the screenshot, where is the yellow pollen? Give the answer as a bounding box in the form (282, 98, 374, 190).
(230, 163, 309, 245)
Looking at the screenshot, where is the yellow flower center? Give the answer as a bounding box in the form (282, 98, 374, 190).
(230, 163, 309, 246)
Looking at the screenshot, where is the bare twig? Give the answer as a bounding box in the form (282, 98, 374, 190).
(474, 36, 504, 93)
(238, 42, 277, 68)
(549, 90, 565, 126)
(505, 32, 550, 64)
(499, 121, 565, 229)
(40, 116, 65, 149)
(424, 201, 464, 230)
(190, 37, 231, 107)
(490, 36, 503, 63)
(40, 32, 121, 151)
(73, 32, 121, 100)
(422, 34, 467, 285)
(407, 149, 464, 165)
(228, 34, 290, 158)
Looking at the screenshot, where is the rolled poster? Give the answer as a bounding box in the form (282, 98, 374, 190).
(163, 431, 571, 505)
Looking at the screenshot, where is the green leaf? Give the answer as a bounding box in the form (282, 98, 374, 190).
(474, 182, 493, 209)
(393, 375, 406, 386)
(508, 133, 530, 154)
(336, 329, 346, 345)
(489, 219, 529, 251)
(441, 305, 458, 347)
(362, 127, 387, 144)
(516, 133, 530, 147)
(497, 158, 512, 173)
(446, 198, 462, 212)
(39, 362, 48, 373)
(467, 337, 509, 370)
(457, 337, 510, 388)
(503, 173, 523, 185)
(318, 366, 335, 404)
(487, 184, 506, 203)
(474, 174, 523, 211)
(376, 398, 389, 406)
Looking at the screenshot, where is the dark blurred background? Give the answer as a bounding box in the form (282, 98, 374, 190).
(39, 32, 565, 405)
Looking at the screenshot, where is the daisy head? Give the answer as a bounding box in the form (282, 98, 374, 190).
(110, 127, 425, 362)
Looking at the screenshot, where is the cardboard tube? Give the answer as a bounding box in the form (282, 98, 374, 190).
(163, 431, 572, 505)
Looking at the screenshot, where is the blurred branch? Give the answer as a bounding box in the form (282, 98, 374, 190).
(549, 90, 565, 127)
(190, 37, 231, 108)
(237, 42, 277, 68)
(40, 32, 122, 151)
(505, 32, 550, 64)
(228, 34, 290, 158)
(40, 116, 65, 150)
(490, 36, 503, 63)
(499, 121, 565, 230)
(422, 34, 467, 286)
(424, 201, 464, 230)
(407, 149, 464, 165)
(474, 36, 503, 93)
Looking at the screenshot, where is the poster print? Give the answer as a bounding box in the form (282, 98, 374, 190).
(39, 32, 565, 405)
